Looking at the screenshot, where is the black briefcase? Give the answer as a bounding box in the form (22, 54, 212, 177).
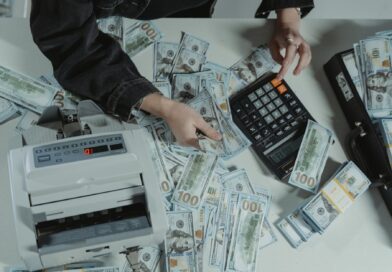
(324, 49, 392, 215)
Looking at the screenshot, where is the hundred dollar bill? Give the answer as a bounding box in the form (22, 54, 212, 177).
(259, 219, 278, 249)
(376, 30, 392, 37)
(360, 37, 392, 116)
(179, 32, 209, 56)
(14, 110, 40, 134)
(202, 62, 231, 85)
(165, 211, 197, 272)
(172, 48, 206, 74)
(97, 16, 123, 39)
(164, 154, 186, 187)
(226, 194, 267, 272)
(286, 208, 314, 241)
(289, 120, 334, 193)
(0, 65, 58, 113)
(209, 191, 232, 270)
(39, 75, 81, 110)
(301, 161, 371, 232)
(203, 173, 223, 206)
(172, 73, 200, 103)
(206, 79, 231, 118)
(154, 42, 179, 82)
(380, 118, 392, 167)
(172, 153, 218, 210)
(198, 135, 226, 156)
(220, 169, 255, 194)
(0, 96, 18, 124)
(123, 21, 162, 58)
(125, 246, 161, 272)
(146, 127, 175, 210)
(230, 46, 275, 87)
(277, 218, 304, 248)
(342, 51, 365, 102)
(153, 81, 171, 99)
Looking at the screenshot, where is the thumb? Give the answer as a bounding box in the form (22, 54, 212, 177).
(195, 118, 222, 141)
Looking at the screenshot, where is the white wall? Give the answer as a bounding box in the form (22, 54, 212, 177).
(213, 0, 392, 19)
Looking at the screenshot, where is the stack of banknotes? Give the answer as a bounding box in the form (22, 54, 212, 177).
(278, 161, 371, 248)
(350, 30, 392, 119)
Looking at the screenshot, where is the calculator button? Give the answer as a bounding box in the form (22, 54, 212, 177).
(290, 120, 299, 127)
(271, 110, 281, 119)
(276, 130, 284, 137)
(293, 107, 304, 115)
(255, 120, 264, 129)
(285, 113, 294, 120)
(254, 133, 262, 142)
(248, 125, 258, 134)
(277, 84, 288, 94)
(283, 125, 291, 132)
(249, 112, 260, 122)
(266, 103, 276, 112)
(264, 115, 274, 124)
(270, 123, 279, 130)
(261, 96, 270, 104)
(256, 88, 265, 97)
(283, 92, 293, 101)
(241, 99, 254, 113)
(288, 100, 298, 107)
(271, 78, 282, 87)
(253, 100, 263, 109)
(277, 118, 286, 126)
(268, 90, 278, 100)
(243, 118, 251, 127)
(263, 83, 273, 92)
(279, 105, 289, 114)
(248, 93, 258, 102)
(274, 98, 283, 107)
(259, 108, 268, 116)
(260, 127, 271, 137)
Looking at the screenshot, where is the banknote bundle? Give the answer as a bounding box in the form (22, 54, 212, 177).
(278, 161, 371, 248)
(288, 120, 334, 193)
(350, 30, 392, 119)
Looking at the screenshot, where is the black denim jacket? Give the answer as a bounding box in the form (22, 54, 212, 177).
(30, 0, 314, 120)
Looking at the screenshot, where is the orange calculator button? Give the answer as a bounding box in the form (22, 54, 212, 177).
(271, 78, 282, 87)
(277, 84, 288, 94)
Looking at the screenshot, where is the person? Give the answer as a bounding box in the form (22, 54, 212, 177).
(30, 0, 314, 147)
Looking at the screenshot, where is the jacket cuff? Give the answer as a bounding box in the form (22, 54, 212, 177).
(106, 77, 158, 121)
(255, 0, 314, 18)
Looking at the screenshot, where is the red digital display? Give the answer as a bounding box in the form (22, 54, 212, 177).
(84, 148, 93, 155)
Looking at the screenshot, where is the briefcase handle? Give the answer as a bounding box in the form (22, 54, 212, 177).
(347, 122, 392, 190)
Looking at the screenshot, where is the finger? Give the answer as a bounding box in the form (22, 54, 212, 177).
(294, 43, 312, 75)
(276, 43, 298, 80)
(269, 41, 284, 65)
(184, 138, 200, 149)
(196, 118, 222, 141)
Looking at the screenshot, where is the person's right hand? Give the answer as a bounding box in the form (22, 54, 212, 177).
(140, 93, 222, 148)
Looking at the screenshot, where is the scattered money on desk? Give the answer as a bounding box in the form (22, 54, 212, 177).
(0, 18, 376, 272)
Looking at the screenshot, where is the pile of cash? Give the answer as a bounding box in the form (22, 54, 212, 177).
(278, 161, 371, 248)
(145, 124, 278, 271)
(351, 30, 392, 119)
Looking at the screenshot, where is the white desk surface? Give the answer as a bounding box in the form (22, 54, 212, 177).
(1, 18, 392, 272)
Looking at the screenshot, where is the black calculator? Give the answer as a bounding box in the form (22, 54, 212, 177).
(230, 73, 314, 180)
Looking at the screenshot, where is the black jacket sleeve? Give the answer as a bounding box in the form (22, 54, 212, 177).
(255, 0, 314, 18)
(30, 0, 158, 120)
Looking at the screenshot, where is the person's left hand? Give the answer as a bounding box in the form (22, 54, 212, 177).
(269, 8, 312, 80)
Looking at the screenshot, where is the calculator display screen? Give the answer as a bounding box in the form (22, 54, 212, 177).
(268, 136, 302, 164)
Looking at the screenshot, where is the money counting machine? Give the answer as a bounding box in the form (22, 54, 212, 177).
(8, 101, 167, 271)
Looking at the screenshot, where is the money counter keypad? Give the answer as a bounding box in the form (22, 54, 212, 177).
(230, 73, 313, 180)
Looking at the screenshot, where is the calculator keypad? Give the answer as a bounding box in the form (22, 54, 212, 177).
(231, 77, 311, 150)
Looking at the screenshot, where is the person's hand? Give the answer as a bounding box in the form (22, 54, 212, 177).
(269, 8, 312, 80)
(140, 93, 222, 148)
